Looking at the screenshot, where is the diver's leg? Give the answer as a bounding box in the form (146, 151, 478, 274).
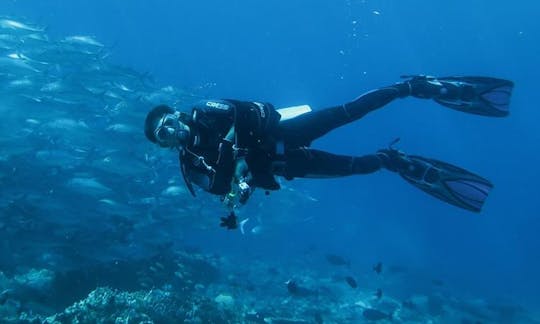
(277, 76, 491, 146)
(278, 83, 412, 146)
(275, 148, 383, 179)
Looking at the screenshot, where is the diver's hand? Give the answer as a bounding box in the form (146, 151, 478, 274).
(220, 212, 238, 230)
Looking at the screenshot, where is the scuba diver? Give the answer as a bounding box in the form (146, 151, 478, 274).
(144, 75, 514, 229)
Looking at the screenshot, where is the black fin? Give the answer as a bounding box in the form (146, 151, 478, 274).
(400, 155, 493, 212)
(433, 76, 514, 117)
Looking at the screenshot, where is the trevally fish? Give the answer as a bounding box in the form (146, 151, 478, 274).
(20, 33, 49, 45)
(6, 78, 34, 90)
(161, 186, 187, 197)
(7, 52, 49, 65)
(0, 55, 41, 74)
(62, 35, 104, 47)
(65, 177, 112, 196)
(44, 118, 89, 131)
(35, 150, 85, 167)
(0, 34, 19, 49)
(105, 123, 137, 134)
(0, 19, 45, 33)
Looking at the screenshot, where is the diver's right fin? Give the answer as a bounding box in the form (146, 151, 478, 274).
(403, 75, 514, 117)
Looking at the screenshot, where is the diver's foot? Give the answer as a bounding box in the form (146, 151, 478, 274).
(376, 148, 410, 173)
(398, 75, 471, 100)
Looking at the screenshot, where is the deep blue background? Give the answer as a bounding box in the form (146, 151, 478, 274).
(3, 0, 539, 309)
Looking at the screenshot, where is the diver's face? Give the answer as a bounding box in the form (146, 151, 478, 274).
(154, 113, 189, 148)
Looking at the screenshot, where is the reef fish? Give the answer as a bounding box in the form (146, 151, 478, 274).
(345, 276, 358, 288)
(325, 254, 350, 267)
(362, 308, 392, 321)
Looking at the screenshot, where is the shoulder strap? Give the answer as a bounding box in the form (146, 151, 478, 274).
(179, 149, 196, 197)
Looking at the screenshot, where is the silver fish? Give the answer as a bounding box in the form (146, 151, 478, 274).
(62, 35, 104, 47)
(66, 177, 112, 196)
(0, 19, 45, 33)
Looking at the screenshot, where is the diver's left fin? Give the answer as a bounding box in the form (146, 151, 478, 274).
(400, 155, 493, 212)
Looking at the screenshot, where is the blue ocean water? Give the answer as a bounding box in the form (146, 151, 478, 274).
(1, 0, 539, 322)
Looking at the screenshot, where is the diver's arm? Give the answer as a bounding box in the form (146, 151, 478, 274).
(222, 163, 252, 209)
(222, 125, 254, 208)
(222, 160, 252, 208)
(233, 158, 253, 204)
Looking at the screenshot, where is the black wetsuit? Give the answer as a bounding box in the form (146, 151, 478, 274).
(180, 82, 410, 196)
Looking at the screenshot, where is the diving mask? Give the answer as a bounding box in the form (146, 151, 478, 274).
(154, 113, 190, 148)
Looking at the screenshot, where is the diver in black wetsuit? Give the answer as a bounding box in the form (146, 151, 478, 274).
(144, 75, 514, 221)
